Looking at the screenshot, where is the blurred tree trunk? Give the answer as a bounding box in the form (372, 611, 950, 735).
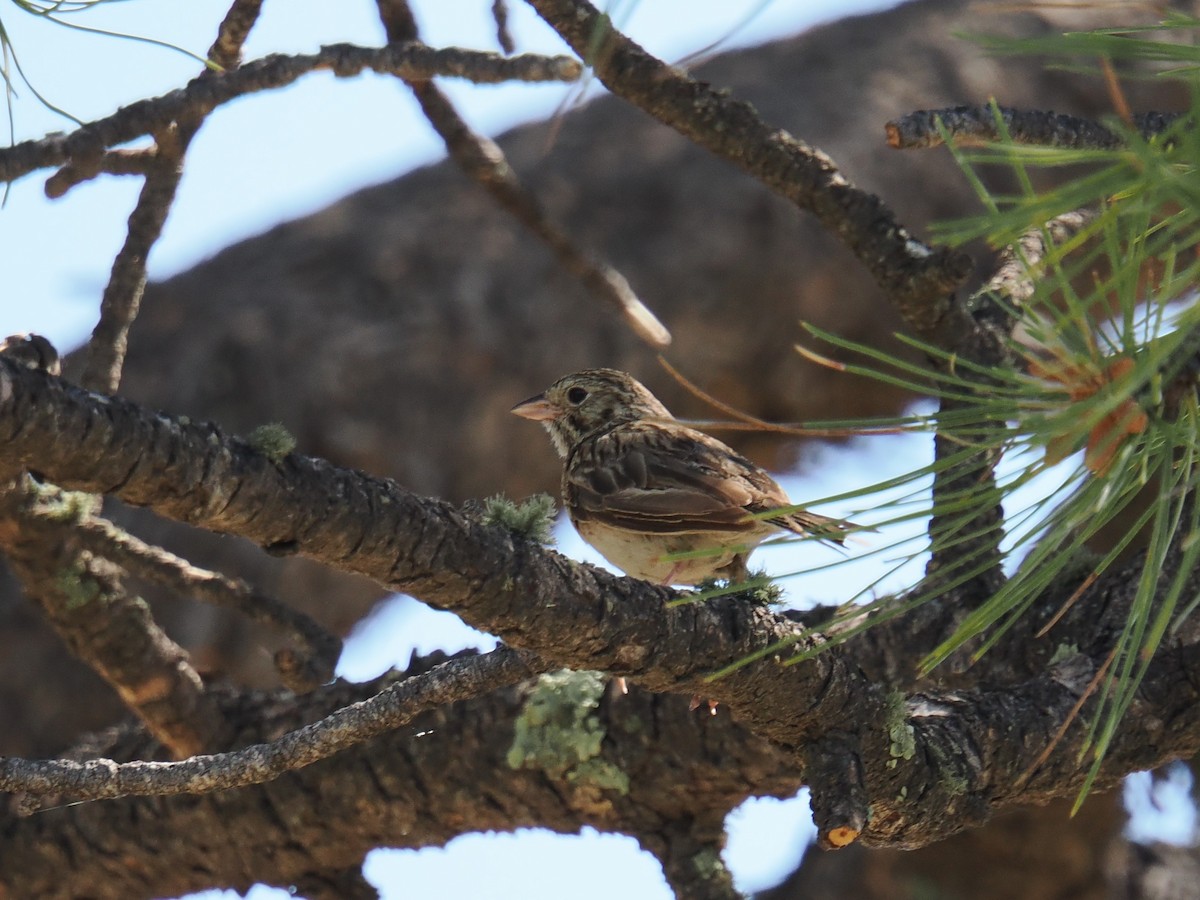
(3, 0, 1196, 896)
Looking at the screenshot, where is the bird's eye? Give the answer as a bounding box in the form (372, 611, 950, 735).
(567, 387, 588, 404)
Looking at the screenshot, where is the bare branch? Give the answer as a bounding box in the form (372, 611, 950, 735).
(0, 648, 534, 800)
(886, 105, 1183, 150)
(525, 0, 976, 352)
(81, 140, 184, 394)
(0, 43, 582, 186)
(376, 0, 670, 349)
(44, 148, 157, 199)
(492, 0, 516, 54)
(207, 0, 266, 71)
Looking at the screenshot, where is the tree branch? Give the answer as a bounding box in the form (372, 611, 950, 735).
(0, 43, 582, 186)
(375, 0, 670, 349)
(0, 477, 226, 758)
(886, 105, 1183, 150)
(4, 360, 1200, 848)
(0, 648, 533, 800)
(525, 0, 977, 352)
(81, 140, 185, 393)
(0, 668, 800, 900)
(59, 500, 341, 691)
(44, 148, 157, 199)
(207, 0, 265, 71)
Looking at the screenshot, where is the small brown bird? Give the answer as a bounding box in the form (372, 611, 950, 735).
(512, 368, 847, 586)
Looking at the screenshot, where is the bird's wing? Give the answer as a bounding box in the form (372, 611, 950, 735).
(565, 422, 783, 535)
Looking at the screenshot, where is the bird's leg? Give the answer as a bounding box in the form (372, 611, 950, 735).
(660, 561, 687, 587)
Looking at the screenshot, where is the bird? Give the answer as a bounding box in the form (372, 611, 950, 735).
(512, 368, 847, 586)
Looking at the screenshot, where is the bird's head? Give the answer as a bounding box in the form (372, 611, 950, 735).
(511, 368, 672, 458)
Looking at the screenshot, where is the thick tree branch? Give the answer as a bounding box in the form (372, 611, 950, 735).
(0, 43, 582, 186)
(525, 0, 976, 352)
(3, 361, 1200, 848)
(0, 667, 801, 900)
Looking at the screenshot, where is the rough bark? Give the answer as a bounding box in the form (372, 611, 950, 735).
(3, 358, 1200, 845)
(2, 0, 1198, 898)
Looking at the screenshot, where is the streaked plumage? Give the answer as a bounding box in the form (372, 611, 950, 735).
(512, 368, 846, 585)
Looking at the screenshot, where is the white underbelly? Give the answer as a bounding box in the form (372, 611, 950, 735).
(575, 519, 759, 585)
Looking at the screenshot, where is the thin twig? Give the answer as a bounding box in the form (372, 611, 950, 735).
(377, 0, 670, 349)
(658, 354, 904, 438)
(1099, 58, 1134, 127)
(492, 0, 515, 54)
(80, 136, 185, 394)
(0, 648, 534, 801)
(44, 148, 157, 199)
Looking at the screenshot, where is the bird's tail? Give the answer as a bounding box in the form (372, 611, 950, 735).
(773, 510, 853, 545)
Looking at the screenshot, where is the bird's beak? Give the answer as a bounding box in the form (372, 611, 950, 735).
(511, 393, 559, 421)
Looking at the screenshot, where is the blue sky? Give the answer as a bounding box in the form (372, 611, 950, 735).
(5, 2, 1191, 898)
